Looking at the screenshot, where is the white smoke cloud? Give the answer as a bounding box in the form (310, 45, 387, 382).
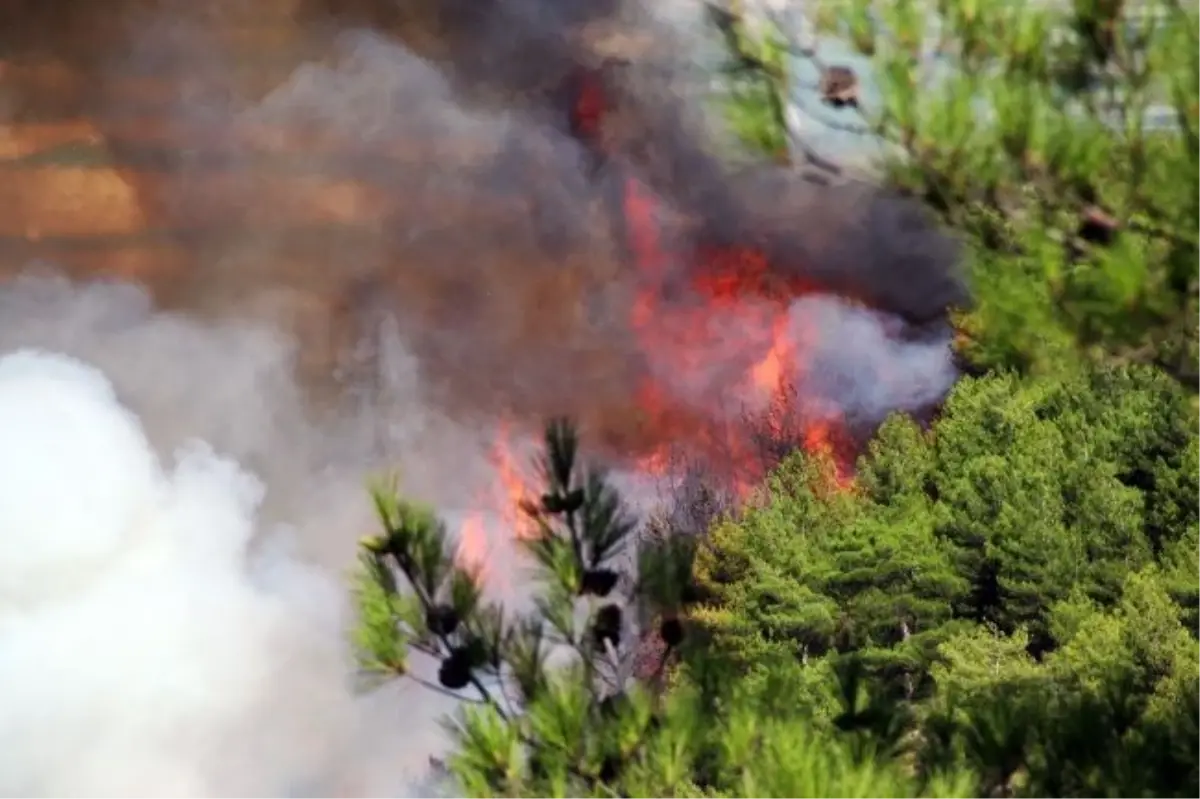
(786, 295, 958, 423)
(0, 349, 356, 796)
(0, 276, 526, 797)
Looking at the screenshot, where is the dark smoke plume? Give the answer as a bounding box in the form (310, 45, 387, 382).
(0, 0, 965, 451)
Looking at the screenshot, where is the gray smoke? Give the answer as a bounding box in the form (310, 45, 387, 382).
(0, 274, 517, 796)
(2, 0, 965, 435)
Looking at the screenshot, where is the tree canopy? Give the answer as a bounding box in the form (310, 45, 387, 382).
(352, 367, 1198, 796)
(693, 363, 1198, 796)
(720, 0, 1197, 382)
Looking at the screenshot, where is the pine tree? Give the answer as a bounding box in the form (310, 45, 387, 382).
(351, 419, 971, 797)
(694, 363, 1198, 796)
(718, 0, 1199, 382)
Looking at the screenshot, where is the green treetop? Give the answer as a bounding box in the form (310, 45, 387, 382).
(717, 0, 1198, 382)
(692, 363, 1198, 796)
(350, 421, 974, 797)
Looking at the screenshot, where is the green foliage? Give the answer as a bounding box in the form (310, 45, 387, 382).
(347, 373, 1187, 797)
(351, 421, 972, 796)
(724, 0, 1199, 382)
(923, 567, 1199, 796)
(692, 364, 1198, 796)
(351, 544, 414, 676)
(709, 2, 794, 160)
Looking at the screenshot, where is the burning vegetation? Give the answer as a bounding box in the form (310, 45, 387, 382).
(3, 3, 1195, 797)
(449, 46, 960, 575)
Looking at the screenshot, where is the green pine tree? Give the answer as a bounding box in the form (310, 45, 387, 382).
(691, 363, 1197, 796)
(719, 0, 1199, 382)
(350, 420, 971, 797)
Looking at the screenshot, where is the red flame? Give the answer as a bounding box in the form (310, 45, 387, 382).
(454, 68, 854, 575)
(622, 176, 852, 492)
(590, 69, 853, 494)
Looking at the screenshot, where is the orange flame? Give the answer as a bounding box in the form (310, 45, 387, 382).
(492, 422, 539, 542)
(454, 422, 542, 584)
(454, 513, 489, 582)
(456, 68, 858, 576)
(621, 173, 853, 494)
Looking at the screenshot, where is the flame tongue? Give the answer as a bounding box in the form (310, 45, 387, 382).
(622, 173, 852, 491)
(455, 67, 856, 580)
(598, 74, 851, 492)
(455, 423, 541, 589)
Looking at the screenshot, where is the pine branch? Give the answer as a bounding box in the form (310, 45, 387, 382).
(355, 417, 698, 793)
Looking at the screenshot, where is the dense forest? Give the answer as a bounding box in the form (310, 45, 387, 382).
(352, 1, 1199, 796)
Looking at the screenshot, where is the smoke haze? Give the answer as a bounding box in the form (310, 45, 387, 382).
(1, 0, 965, 438)
(0, 349, 361, 796)
(0, 1, 966, 795)
(0, 278, 501, 796)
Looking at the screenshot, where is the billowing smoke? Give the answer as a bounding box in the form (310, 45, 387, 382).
(0, 0, 967, 795)
(0, 279, 508, 796)
(0, 0, 965, 445)
(0, 348, 356, 795)
(783, 296, 960, 425)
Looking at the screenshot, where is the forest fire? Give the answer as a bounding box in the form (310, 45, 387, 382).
(576, 67, 854, 492)
(456, 66, 859, 578)
(620, 173, 855, 494)
(0, 0, 957, 592)
(0, 3, 988, 793)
